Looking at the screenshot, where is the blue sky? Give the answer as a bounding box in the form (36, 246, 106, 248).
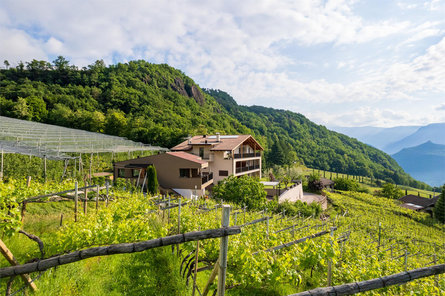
(1, 0, 444, 127)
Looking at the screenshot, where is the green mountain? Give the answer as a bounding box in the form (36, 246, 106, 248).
(0, 58, 428, 189)
(205, 89, 427, 188)
(393, 141, 445, 187)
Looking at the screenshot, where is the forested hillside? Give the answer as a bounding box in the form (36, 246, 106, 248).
(0, 58, 427, 188)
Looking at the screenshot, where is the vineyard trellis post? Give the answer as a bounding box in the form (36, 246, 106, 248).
(74, 181, 78, 222)
(96, 185, 99, 210)
(192, 227, 201, 296)
(0, 239, 38, 292)
(106, 180, 109, 207)
(177, 197, 182, 256)
(218, 205, 231, 296)
(26, 176, 31, 187)
(84, 181, 88, 215)
(327, 227, 334, 286)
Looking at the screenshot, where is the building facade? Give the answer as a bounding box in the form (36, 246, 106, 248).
(171, 134, 263, 183)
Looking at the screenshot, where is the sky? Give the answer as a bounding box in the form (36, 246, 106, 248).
(1, 0, 444, 128)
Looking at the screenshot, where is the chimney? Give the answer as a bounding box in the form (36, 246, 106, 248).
(216, 132, 220, 142)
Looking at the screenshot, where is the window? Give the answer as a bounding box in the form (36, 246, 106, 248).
(118, 169, 126, 178)
(219, 170, 229, 176)
(199, 147, 204, 158)
(180, 168, 190, 178)
(132, 169, 140, 178)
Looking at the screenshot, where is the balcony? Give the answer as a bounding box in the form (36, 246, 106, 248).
(234, 152, 261, 159)
(201, 172, 213, 184)
(235, 164, 260, 174)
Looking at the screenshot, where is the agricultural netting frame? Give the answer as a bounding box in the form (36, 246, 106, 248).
(0, 116, 167, 160)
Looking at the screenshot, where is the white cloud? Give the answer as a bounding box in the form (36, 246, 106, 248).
(0, 0, 444, 126)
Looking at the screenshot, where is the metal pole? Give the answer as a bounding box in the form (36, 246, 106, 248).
(327, 227, 334, 286)
(218, 205, 230, 296)
(177, 197, 182, 256)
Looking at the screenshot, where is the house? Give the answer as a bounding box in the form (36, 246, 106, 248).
(113, 151, 213, 197)
(171, 133, 264, 183)
(398, 194, 439, 214)
(320, 178, 335, 190)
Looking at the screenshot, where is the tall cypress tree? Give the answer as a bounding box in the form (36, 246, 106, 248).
(146, 165, 159, 195)
(433, 185, 445, 223)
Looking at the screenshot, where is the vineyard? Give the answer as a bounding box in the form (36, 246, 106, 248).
(0, 178, 444, 295)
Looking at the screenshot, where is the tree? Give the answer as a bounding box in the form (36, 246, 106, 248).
(146, 165, 159, 195)
(433, 185, 445, 223)
(308, 172, 323, 192)
(212, 175, 267, 210)
(378, 183, 404, 199)
(4, 60, 9, 69)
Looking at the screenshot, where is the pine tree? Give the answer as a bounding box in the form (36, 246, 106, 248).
(433, 185, 445, 223)
(146, 165, 159, 195)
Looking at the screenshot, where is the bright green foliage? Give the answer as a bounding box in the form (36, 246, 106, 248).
(275, 200, 322, 218)
(146, 165, 159, 195)
(212, 175, 267, 209)
(379, 183, 404, 199)
(334, 177, 359, 191)
(434, 185, 445, 223)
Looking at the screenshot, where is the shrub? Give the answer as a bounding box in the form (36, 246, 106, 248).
(212, 175, 267, 210)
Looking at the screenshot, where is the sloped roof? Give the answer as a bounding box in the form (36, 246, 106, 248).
(166, 151, 207, 164)
(171, 135, 264, 151)
(399, 195, 438, 208)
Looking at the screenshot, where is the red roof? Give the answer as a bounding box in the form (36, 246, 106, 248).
(166, 151, 207, 164)
(171, 135, 264, 151)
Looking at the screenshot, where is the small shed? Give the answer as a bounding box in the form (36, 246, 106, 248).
(398, 195, 439, 214)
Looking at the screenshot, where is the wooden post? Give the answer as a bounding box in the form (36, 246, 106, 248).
(192, 228, 201, 296)
(202, 259, 219, 296)
(21, 202, 27, 223)
(96, 185, 99, 210)
(177, 197, 182, 256)
(234, 212, 237, 225)
(0, 239, 37, 291)
(89, 153, 93, 183)
(43, 155, 47, 182)
(218, 205, 230, 296)
(74, 181, 78, 222)
(106, 181, 109, 207)
(327, 227, 334, 286)
(84, 181, 88, 215)
(168, 195, 171, 224)
(26, 176, 31, 187)
(60, 213, 63, 226)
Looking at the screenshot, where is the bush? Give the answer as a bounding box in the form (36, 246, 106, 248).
(377, 183, 404, 199)
(307, 172, 323, 192)
(334, 177, 359, 191)
(212, 175, 267, 210)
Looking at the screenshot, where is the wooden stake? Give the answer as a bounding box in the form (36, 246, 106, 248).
(218, 205, 230, 296)
(60, 213, 64, 226)
(96, 185, 99, 210)
(0, 239, 37, 291)
(177, 197, 182, 256)
(26, 176, 31, 187)
(74, 181, 78, 222)
(202, 259, 220, 296)
(106, 181, 109, 207)
(192, 228, 201, 296)
(84, 181, 88, 215)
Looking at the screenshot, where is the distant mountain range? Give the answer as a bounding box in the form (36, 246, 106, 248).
(393, 141, 445, 187)
(331, 123, 445, 187)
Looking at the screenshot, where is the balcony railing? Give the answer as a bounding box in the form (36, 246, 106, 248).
(201, 172, 213, 184)
(235, 164, 260, 174)
(234, 152, 261, 159)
